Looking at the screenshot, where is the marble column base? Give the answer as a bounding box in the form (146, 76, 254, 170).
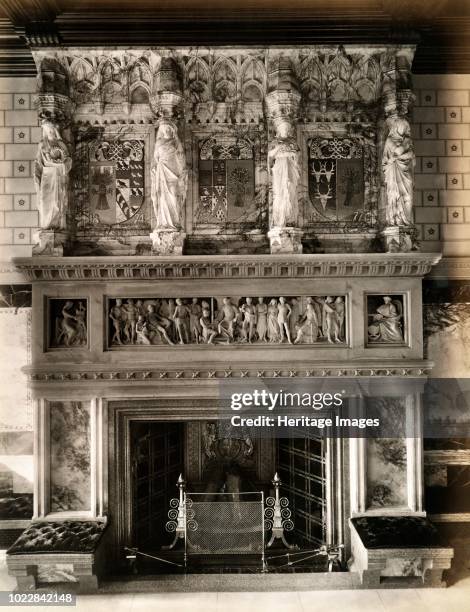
(150, 228, 186, 255)
(267, 227, 303, 254)
(32, 229, 68, 256)
(381, 226, 416, 253)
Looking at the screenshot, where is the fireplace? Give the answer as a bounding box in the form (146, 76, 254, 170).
(114, 406, 332, 572)
(6, 253, 455, 590)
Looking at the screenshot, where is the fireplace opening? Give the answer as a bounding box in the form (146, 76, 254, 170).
(129, 421, 329, 573)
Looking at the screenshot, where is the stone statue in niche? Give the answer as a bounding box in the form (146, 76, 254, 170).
(151, 121, 187, 225)
(107, 296, 347, 347)
(368, 296, 404, 344)
(382, 116, 415, 227)
(35, 120, 72, 231)
(51, 299, 87, 348)
(268, 120, 300, 228)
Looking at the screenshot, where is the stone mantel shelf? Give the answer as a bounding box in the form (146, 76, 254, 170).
(14, 253, 442, 282)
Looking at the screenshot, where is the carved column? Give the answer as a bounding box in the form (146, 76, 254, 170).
(33, 60, 74, 256)
(380, 48, 417, 253)
(265, 56, 303, 254)
(149, 57, 187, 255)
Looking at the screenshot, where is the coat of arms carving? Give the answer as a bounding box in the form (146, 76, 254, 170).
(307, 137, 364, 223)
(89, 140, 145, 225)
(195, 136, 255, 227)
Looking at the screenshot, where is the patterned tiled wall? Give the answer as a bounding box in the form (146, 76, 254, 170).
(412, 74, 470, 256)
(0, 75, 470, 260)
(0, 77, 39, 261)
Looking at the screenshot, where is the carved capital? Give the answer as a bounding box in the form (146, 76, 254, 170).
(265, 90, 301, 125)
(150, 56, 183, 119)
(35, 93, 73, 125)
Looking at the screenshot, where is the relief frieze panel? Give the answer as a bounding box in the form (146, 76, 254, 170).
(106, 295, 347, 348)
(366, 294, 406, 346)
(48, 298, 88, 349)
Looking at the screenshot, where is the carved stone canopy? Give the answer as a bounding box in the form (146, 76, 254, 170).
(32, 45, 415, 121)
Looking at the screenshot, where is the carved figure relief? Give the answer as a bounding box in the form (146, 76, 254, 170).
(151, 121, 187, 230)
(268, 120, 300, 228)
(35, 120, 72, 230)
(107, 296, 347, 347)
(367, 295, 405, 344)
(49, 299, 88, 348)
(88, 139, 145, 226)
(382, 116, 415, 227)
(196, 135, 256, 226)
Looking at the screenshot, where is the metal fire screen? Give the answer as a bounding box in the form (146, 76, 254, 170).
(184, 492, 265, 556)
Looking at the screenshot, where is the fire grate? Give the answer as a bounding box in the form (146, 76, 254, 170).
(185, 494, 264, 555)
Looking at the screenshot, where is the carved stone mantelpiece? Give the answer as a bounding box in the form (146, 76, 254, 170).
(16, 252, 440, 397)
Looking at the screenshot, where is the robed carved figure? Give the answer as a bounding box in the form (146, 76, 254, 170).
(268, 120, 300, 228)
(151, 121, 187, 230)
(34, 120, 72, 230)
(382, 116, 415, 227)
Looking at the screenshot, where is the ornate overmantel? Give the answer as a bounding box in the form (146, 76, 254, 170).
(29, 44, 418, 257)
